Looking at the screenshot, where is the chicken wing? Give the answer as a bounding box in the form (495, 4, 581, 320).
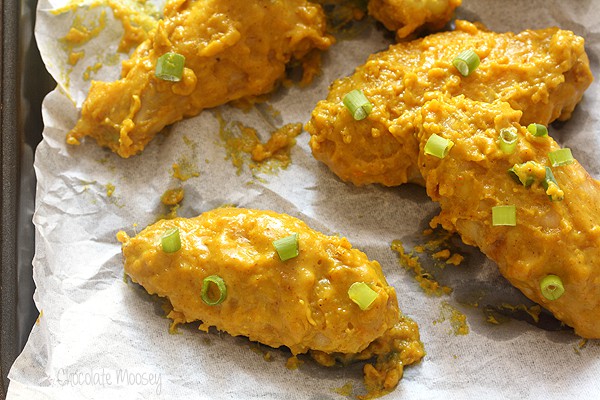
(368, 0, 461, 39)
(316, 0, 460, 39)
(306, 21, 593, 186)
(416, 95, 600, 338)
(118, 207, 424, 396)
(67, 0, 333, 157)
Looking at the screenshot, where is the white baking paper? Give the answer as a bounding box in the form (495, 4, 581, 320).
(8, 0, 600, 398)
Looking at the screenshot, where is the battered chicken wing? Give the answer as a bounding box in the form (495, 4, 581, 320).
(67, 0, 333, 157)
(416, 95, 600, 338)
(307, 21, 593, 186)
(118, 207, 424, 396)
(368, 0, 461, 39)
(316, 0, 460, 39)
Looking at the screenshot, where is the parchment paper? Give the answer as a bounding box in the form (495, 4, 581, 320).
(8, 0, 600, 398)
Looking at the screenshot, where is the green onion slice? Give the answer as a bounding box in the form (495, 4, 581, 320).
(498, 127, 518, 154)
(452, 49, 480, 77)
(541, 166, 564, 202)
(201, 275, 227, 306)
(424, 134, 454, 159)
(492, 205, 516, 226)
(540, 274, 565, 301)
(527, 123, 548, 137)
(273, 233, 299, 261)
(343, 89, 373, 120)
(161, 228, 181, 253)
(348, 282, 378, 311)
(155, 52, 185, 82)
(508, 161, 543, 187)
(548, 148, 574, 167)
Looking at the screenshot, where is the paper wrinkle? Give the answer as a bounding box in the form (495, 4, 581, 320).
(9, 0, 600, 398)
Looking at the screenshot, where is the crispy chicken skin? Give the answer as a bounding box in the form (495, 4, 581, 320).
(368, 0, 461, 39)
(306, 21, 593, 187)
(417, 95, 600, 338)
(118, 208, 424, 396)
(67, 0, 333, 157)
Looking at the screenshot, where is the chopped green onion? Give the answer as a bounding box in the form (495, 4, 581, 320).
(548, 148, 574, 167)
(541, 166, 564, 201)
(424, 134, 454, 159)
(540, 274, 564, 301)
(492, 205, 516, 226)
(161, 228, 181, 253)
(273, 233, 299, 261)
(155, 52, 185, 82)
(527, 123, 548, 137)
(201, 275, 227, 306)
(343, 89, 373, 120)
(348, 282, 378, 311)
(498, 127, 518, 154)
(452, 49, 480, 77)
(508, 161, 542, 187)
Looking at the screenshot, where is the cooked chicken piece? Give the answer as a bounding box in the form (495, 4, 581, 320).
(315, 0, 460, 39)
(368, 0, 461, 39)
(67, 0, 333, 157)
(118, 207, 424, 396)
(307, 21, 593, 186)
(416, 95, 600, 338)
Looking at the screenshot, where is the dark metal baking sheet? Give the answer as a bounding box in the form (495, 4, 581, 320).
(1, 0, 53, 398)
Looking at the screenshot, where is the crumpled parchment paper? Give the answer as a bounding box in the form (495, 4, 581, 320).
(7, 0, 600, 398)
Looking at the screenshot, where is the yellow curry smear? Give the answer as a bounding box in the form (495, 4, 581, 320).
(59, 8, 107, 87)
(105, 183, 115, 197)
(422, 228, 465, 267)
(500, 303, 542, 324)
(57, 0, 158, 51)
(158, 188, 185, 220)
(484, 303, 542, 326)
(217, 113, 303, 176)
(333, 382, 354, 397)
(68, 51, 85, 66)
(161, 188, 184, 206)
(61, 10, 107, 46)
(249, 343, 276, 362)
(172, 161, 200, 181)
(56, 0, 159, 88)
(574, 339, 588, 355)
(83, 62, 103, 81)
(434, 301, 469, 336)
(391, 240, 452, 296)
(285, 356, 304, 371)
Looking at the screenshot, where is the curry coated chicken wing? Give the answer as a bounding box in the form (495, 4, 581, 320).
(368, 0, 461, 39)
(306, 21, 593, 186)
(416, 95, 600, 338)
(118, 207, 424, 397)
(67, 0, 333, 157)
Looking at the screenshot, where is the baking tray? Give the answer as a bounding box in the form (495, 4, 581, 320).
(0, 0, 54, 397)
